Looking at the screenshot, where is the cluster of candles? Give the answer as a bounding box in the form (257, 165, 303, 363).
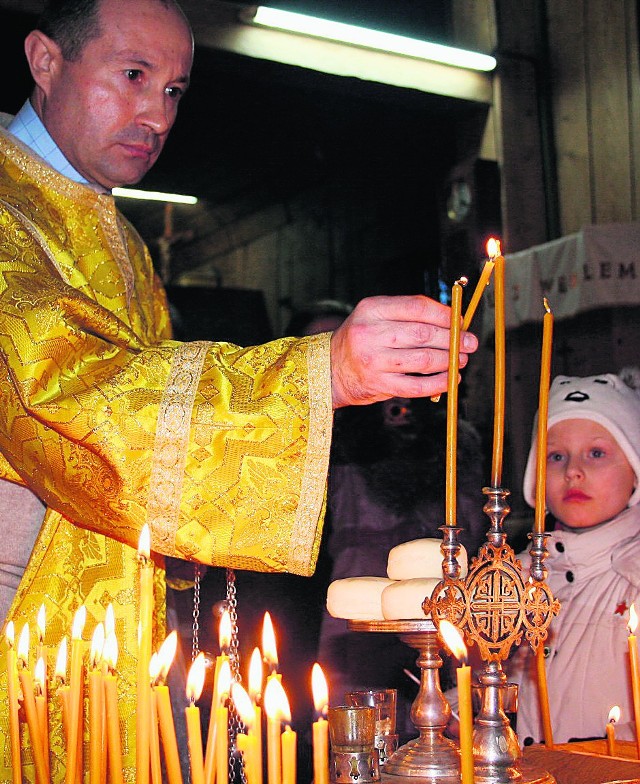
(4, 523, 331, 784)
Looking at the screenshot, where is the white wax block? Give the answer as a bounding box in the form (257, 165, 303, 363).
(326, 576, 394, 620)
(386, 538, 468, 580)
(381, 577, 440, 620)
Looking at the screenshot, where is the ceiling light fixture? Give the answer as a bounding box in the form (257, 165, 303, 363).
(112, 187, 198, 205)
(243, 6, 496, 72)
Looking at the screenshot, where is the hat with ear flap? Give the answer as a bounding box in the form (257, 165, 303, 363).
(522, 368, 640, 508)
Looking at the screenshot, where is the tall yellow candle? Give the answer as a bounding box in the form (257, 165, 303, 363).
(606, 707, 620, 756)
(89, 622, 105, 784)
(17, 625, 48, 784)
(154, 632, 183, 784)
(439, 621, 474, 784)
(535, 645, 554, 749)
(280, 685, 296, 784)
(137, 524, 154, 784)
(462, 259, 495, 331)
(311, 663, 329, 784)
(149, 653, 163, 784)
(232, 681, 259, 784)
(186, 653, 206, 784)
(264, 676, 290, 784)
(34, 657, 50, 780)
(216, 659, 232, 784)
(6, 622, 22, 784)
(534, 300, 554, 534)
(103, 631, 124, 784)
(445, 277, 466, 527)
(248, 646, 264, 784)
(66, 606, 86, 784)
(204, 608, 231, 784)
(488, 238, 505, 488)
(36, 604, 48, 713)
(627, 604, 640, 758)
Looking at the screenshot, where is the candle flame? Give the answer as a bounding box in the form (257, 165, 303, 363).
(486, 237, 501, 259)
(138, 523, 151, 560)
(262, 612, 278, 672)
(17, 623, 29, 666)
(231, 681, 255, 728)
(248, 646, 263, 700)
(219, 609, 232, 654)
(263, 676, 291, 722)
(105, 603, 115, 638)
(149, 652, 161, 685)
(630, 603, 638, 634)
(157, 630, 178, 680)
(90, 622, 105, 669)
(456, 276, 469, 287)
(438, 619, 468, 663)
(72, 606, 87, 641)
(5, 620, 14, 648)
(186, 652, 206, 703)
(55, 637, 68, 681)
(103, 631, 118, 671)
(311, 663, 329, 716)
(37, 603, 46, 643)
(608, 705, 621, 724)
(34, 657, 46, 693)
(217, 658, 232, 701)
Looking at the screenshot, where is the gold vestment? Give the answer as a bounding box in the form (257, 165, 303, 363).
(0, 130, 332, 782)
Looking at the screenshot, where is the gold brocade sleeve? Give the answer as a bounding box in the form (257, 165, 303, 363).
(0, 133, 333, 578)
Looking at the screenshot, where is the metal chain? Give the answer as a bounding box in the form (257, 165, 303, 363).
(226, 568, 247, 784)
(191, 564, 201, 661)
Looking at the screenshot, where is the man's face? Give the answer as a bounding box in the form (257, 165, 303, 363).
(40, 0, 193, 190)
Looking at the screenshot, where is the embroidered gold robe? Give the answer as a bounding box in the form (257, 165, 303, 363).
(0, 129, 332, 782)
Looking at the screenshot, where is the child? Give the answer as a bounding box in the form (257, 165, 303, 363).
(512, 369, 640, 745)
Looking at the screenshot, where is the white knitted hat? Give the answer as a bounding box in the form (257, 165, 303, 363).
(522, 368, 640, 508)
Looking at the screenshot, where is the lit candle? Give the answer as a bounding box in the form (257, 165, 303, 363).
(137, 524, 154, 784)
(264, 676, 288, 784)
(216, 659, 231, 784)
(233, 681, 259, 784)
(154, 632, 183, 784)
(248, 647, 264, 784)
(66, 605, 86, 784)
(204, 608, 231, 784)
(439, 620, 474, 784)
(488, 238, 505, 487)
(17, 624, 48, 784)
(103, 631, 124, 784)
(311, 663, 329, 784)
(445, 277, 467, 527)
(462, 258, 495, 331)
(36, 604, 48, 709)
(34, 656, 50, 780)
(5, 622, 21, 784)
(628, 604, 640, 757)
(149, 653, 163, 784)
(280, 690, 296, 784)
(535, 645, 554, 748)
(534, 299, 554, 534)
(606, 706, 620, 756)
(89, 623, 105, 784)
(186, 652, 206, 784)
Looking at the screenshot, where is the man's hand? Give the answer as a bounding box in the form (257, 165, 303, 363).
(330, 295, 478, 408)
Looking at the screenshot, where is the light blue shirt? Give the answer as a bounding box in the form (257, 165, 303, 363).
(8, 100, 89, 184)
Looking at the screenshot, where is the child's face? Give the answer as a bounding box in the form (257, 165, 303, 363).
(545, 419, 636, 529)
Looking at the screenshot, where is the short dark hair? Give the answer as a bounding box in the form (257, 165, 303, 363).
(37, 0, 103, 61)
(37, 0, 184, 61)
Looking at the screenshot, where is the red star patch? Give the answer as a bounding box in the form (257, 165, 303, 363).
(615, 601, 628, 616)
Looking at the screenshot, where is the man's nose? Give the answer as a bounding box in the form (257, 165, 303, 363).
(137, 92, 174, 135)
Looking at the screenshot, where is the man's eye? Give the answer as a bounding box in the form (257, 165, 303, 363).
(125, 69, 143, 81)
(165, 86, 184, 99)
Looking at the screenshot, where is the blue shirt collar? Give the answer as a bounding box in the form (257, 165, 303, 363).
(8, 100, 90, 185)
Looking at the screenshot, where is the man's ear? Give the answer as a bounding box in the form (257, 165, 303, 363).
(24, 30, 63, 96)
